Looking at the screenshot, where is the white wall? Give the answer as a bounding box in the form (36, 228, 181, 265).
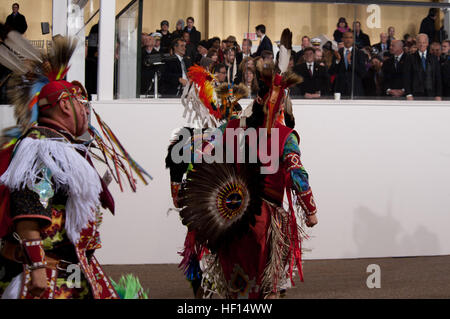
(1, 99, 450, 264)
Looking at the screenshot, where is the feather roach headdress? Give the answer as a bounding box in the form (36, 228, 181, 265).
(0, 28, 78, 145)
(0, 28, 151, 191)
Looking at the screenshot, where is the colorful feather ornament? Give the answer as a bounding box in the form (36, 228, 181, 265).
(0, 33, 77, 145)
(187, 65, 221, 120)
(178, 162, 263, 251)
(88, 108, 152, 192)
(110, 274, 149, 299)
(178, 231, 204, 281)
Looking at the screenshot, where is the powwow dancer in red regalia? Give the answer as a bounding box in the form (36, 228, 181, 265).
(166, 65, 250, 297)
(176, 28, 318, 299)
(0, 28, 150, 299)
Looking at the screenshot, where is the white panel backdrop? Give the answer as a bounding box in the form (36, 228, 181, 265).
(1, 99, 450, 264)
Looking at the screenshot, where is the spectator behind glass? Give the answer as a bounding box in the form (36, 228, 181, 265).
(261, 50, 274, 64)
(224, 47, 237, 83)
(140, 34, 160, 95)
(254, 24, 273, 57)
(329, 31, 367, 97)
(373, 32, 390, 55)
(235, 56, 255, 84)
(208, 37, 221, 50)
(353, 21, 371, 49)
(160, 38, 192, 97)
(293, 47, 330, 98)
(430, 42, 443, 63)
(387, 26, 395, 47)
(237, 38, 252, 66)
(85, 23, 99, 97)
(419, 8, 438, 43)
(243, 67, 259, 98)
(173, 19, 185, 39)
(182, 31, 197, 61)
(442, 41, 450, 97)
(5, 3, 27, 34)
(207, 48, 219, 63)
(214, 63, 227, 84)
(405, 33, 442, 101)
(388, 26, 395, 40)
(225, 36, 238, 50)
(295, 36, 311, 64)
(195, 40, 209, 63)
(442, 40, 450, 58)
(152, 33, 162, 52)
(184, 17, 201, 46)
(207, 37, 223, 63)
(383, 39, 408, 98)
(157, 20, 173, 54)
(363, 56, 384, 97)
(199, 57, 214, 72)
(314, 48, 324, 65)
(333, 17, 350, 43)
(322, 41, 335, 69)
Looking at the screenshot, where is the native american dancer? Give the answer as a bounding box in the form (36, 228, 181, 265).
(176, 29, 318, 299)
(165, 65, 249, 297)
(0, 30, 150, 299)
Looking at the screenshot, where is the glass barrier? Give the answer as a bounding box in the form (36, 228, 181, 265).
(111, 0, 450, 100)
(115, 0, 143, 99)
(84, 0, 100, 99)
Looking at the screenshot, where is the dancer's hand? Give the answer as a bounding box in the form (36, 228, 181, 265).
(305, 214, 318, 227)
(29, 268, 48, 297)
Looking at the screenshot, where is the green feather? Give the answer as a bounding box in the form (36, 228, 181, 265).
(110, 274, 149, 299)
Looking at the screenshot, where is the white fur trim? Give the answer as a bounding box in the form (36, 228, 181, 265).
(1, 273, 22, 299)
(0, 137, 102, 244)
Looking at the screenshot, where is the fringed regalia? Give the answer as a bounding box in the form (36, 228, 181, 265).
(170, 32, 318, 298)
(165, 66, 249, 296)
(0, 29, 150, 299)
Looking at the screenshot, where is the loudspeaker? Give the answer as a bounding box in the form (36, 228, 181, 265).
(41, 22, 50, 35)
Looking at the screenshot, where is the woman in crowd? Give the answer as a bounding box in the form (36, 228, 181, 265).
(333, 17, 351, 43)
(172, 19, 185, 39)
(242, 66, 259, 98)
(235, 56, 255, 84)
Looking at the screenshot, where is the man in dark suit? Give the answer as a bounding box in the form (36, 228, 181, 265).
(329, 32, 367, 97)
(372, 32, 390, 55)
(362, 56, 384, 97)
(160, 38, 193, 97)
(419, 8, 437, 43)
(442, 57, 450, 98)
(295, 36, 311, 65)
(253, 24, 272, 57)
(184, 17, 201, 47)
(194, 40, 209, 64)
(353, 21, 371, 49)
(382, 40, 409, 98)
(140, 34, 161, 94)
(157, 20, 173, 54)
(236, 38, 252, 66)
(182, 31, 197, 62)
(405, 33, 442, 100)
(5, 3, 27, 34)
(292, 47, 330, 98)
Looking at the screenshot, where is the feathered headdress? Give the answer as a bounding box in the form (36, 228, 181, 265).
(181, 65, 248, 128)
(0, 28, 151, 191)
(0, 27, 78, 145)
